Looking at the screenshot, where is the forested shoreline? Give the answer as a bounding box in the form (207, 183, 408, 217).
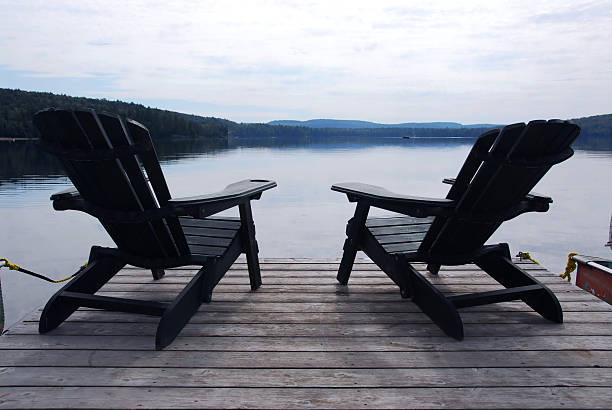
(1, 88, 611, 147)
(0, 88, 229, 141)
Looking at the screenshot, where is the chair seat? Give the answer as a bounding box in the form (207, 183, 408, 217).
(180, 216, 241, 257)
(366, 216, 434, 254)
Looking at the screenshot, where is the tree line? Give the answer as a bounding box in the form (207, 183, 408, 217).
(0, 88, 228, 141)
(2, 88, 610, 146)
(228, 122, 490, 140)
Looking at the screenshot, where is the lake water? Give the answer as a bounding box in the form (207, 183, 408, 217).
(1, 136, 611, 329)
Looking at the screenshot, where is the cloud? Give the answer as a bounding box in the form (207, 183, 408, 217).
(530, 1, 612, 23)
(0, 0, 610, 123)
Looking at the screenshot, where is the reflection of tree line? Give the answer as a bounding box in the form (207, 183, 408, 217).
(0, 141, 63, 181)
(572, 135, 612, 150)
(0, 138, 228, 182)
(1, 131, 611, 183)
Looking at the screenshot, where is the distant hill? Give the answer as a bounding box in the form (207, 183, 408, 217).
(268, 119, 500, 129)
(570, 114, 612, 149)
(0, 88, 229, 141)
(2, 88, 610, 148)
(571, 114, 612, 138)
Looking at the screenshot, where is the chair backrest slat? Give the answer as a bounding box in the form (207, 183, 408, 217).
(419, 128, 499, 252)
(34, 109, 132, 248)
(97, 112, 182, 257)
(34, 108, 189, 259)
(126, 119, 190, 255)
(420, 120, 580, 258)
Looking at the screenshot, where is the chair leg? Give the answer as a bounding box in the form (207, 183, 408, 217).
(337, 202, 370, 285)
(402, 260, 464, 340)
(156, 266, 208, 350)
(359, 228, 412, 298)
(157, 237, 243, 350)
(239, 202, 262, 290)
(475, 243, 563, 323)
(39, 256, 125, 333)
(151, 268, 165, 280)
(426, 263, 441, 275)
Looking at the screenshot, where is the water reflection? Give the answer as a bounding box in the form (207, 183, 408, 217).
(1, 137, 611, 330)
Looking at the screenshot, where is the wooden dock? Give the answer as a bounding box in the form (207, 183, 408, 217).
(1, 258, 611, 408)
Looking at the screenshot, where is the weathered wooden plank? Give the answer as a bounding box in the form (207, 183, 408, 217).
(383, 241, 421, 253)
(179, 216, 241, 229)
(116, 266, 559, 277)
(1, 386, 610, 409)
(1, 366, 609, 388)
(7, 321, 611, 338)
(95, 283, 589, 295)
(366, 216, 435, 227)
(2, 258, 610, 409)
(2, 349, 609, 369)
(117, 257, 541, 266)
(185, 235, 232, 247)
(190, 263, 549, 272)
(377, 232, 427, 244)
(19, 300, 611, 322)
(1, 334, 610, 352)
(369, 225, 432, 236)
(87, 290, 601, 303)
(107, 274, 571, 285)
(20, 310, 612, 325)
(181, 226, 236, 238)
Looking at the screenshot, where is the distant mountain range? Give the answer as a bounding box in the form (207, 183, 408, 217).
(268, 119, 501, 129)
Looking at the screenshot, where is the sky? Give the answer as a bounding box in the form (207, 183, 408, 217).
(0, 0, 611, 124)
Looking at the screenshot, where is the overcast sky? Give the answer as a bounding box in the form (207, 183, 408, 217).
(1, 0, 610, 124)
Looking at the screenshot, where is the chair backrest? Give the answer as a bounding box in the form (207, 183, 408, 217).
(33, 108, 190, 259)
(420, 120, 580, 258)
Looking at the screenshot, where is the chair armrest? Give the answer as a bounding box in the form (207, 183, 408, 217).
(331, 182, 454, 217)
(51, 180, 276, 222)
(169, 179, 277, 217)
(525, 191, 552, 203)
(169, 179, 276, 206)
(50, 186, 80, 201)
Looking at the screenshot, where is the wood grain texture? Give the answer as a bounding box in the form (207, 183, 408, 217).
(1, 258, 610, 409)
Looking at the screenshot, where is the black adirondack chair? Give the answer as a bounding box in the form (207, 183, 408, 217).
(33, 108, 276, 349)
(332, 120, 580, 339)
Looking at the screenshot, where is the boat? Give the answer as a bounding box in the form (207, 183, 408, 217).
(573, 214, 612, 305)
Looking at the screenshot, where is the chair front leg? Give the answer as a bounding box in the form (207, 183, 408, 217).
(239, 201, 262, 290)
(337, 201, 370, 285)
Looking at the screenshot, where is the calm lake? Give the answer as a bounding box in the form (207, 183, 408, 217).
(1, 136, 611, 329)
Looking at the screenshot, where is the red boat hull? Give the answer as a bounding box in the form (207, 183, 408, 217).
(574, 256, 612, 305)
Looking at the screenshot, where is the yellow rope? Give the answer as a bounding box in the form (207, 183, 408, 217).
(0, 258, 20, 271)
(0, 258, 87, 283)
(558, 252, 578, 282)
(516, 251, 539, 265)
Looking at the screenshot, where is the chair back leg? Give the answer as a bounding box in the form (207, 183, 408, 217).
(151, 268, 165, 280)
(39, 255, 125, 333)
(475, 244, 563, 323)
